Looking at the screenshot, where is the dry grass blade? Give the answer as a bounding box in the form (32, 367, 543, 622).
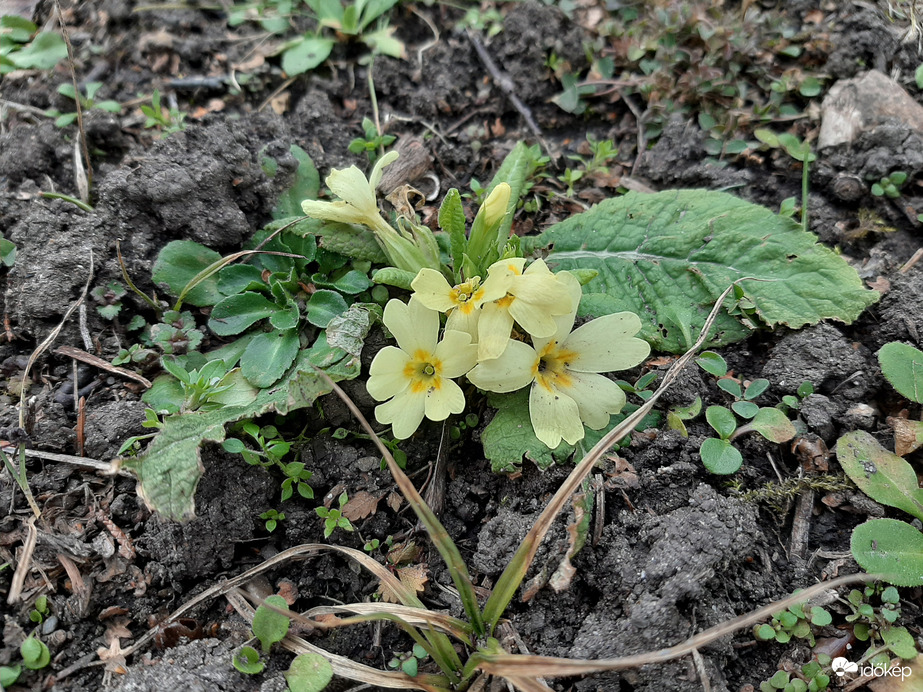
(477, 572, 876, 678)
(226, 594, 452, 692)
(6, 516, 37, 605)
(483, 282, 743, 631)
(55, 345, 153, 388)
(503, 676, 554, 692)
(305, 603, 472, 640)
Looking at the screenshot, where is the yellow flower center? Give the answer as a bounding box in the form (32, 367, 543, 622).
(449, 279, 484, 315)
(532, 341, 576, 393)
(404, 349, 444, 394)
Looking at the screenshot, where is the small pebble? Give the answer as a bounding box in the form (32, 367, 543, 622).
(41, 615, 58, 635)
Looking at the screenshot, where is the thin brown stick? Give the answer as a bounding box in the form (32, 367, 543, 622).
(55, 345, 153, 388)
(54, 0, 92, 195)
(7, 517, 37, 605)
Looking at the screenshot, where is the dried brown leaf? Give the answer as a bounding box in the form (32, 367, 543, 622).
(386, 491, 402, 512)
(341, 491, 380, 521)
(378, 564, 429, 604)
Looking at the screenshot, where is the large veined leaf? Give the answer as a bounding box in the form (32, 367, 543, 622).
(532, 190, 878, 352)
(119, 336, 361, 521)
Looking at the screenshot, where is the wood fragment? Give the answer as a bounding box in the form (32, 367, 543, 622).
(7, 517, 37, 605)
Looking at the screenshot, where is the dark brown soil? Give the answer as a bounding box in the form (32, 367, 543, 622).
(1, 2, 922, 691)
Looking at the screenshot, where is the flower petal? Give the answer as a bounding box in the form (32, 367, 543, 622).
(565, 313, 651, 372)
(508, 298, 559, 340)
(376, 391, 426, 440)
(446, 307, 479, 344)
(563, 371, 626, 430)
(369, 150, 399, 191)
(367, 346, 411, 401)
(477, 302, 515, 360)
(467, 339, 537, 393)
(411, 268, 456, 312)
(383, 296, 438, 355)
(529, 382, 584, 448)
(326, 166, 377, 215)
(424, 378, 466, 421)
(434, 330, 478, 378)
(300, 199, 368, 225)
(477, 271, 509, 304)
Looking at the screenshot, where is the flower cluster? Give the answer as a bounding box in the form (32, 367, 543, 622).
(367, 260, 651, 447)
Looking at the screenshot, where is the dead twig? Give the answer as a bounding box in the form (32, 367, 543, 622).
(7, 517, 37, 605)
(54, 345, 153, 389)
(0, 446, 133, 477)
(466, 30, 551, 157)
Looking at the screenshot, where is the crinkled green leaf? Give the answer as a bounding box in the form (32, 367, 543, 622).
(286, 216, 387, 263)
(273, 145, 320, 218)
(851, 519, 923, 587)
(371, 266, 416, 290)
(536, 190, 878, 352)
(439, 188, 468, 278)
(879, 342, 923, 404)
(836, 430, 923, 521)
(208, 292, 280, 336)
(482, 390, 572, 472)
(284, 653, 334, 692)
(487, 141, 543, 240)
(152, 240, 224, 307)
(241, 329, 300, 388)
(121, 341, 359, 520)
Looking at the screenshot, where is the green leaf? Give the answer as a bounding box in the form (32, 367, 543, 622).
(310, 269, 372, 294)
(537, 190, 878, 352)
(121, 341, 359, 520)
(717, 378, 743, 398)
(744, 378, 770, 400)
(152, 240, 224, 307)
(241, 329, 300, 388)
(809, 606, 832, 627)
(705, 405, 737, 439)
(0, 237, 17, 267)
(482, 390, 573, 472)
(20, 637, 50, 669)
(371, 266, 416, 290)
(835, 430, 923, 521)
(284, 653, 334, 692)
(252, 595, 291, 653)
(850, 519, 923, 587)
(696, 351, 728, 377)
(9, 31, 67, 69)
(747, 407, 797, 443)
(699, 437, 743, 474)
(879, 342, 923, 404)
(282, 36, 335, 76)
(269, 302, 300, 330)
(731, 400, 759, 419)
(306, 289, 348, 328)
(208, 292, 280, 336)
(881, 626, 918, 659)
(799, 76, 822, 97)
(273, 145, 320, 218)
(232, 646, 266, 675)
(487, 141, 543, 240)
(0, 664, 21, 688)
(439, 188, 468, 278)
(142, 374, 185, 414)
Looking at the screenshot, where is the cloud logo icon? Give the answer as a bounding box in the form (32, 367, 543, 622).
(832, 657, 859, 676)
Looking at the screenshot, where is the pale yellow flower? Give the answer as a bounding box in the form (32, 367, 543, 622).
(476, 258, 577, 361)
(367, 296, 478, 439)
(300, 153, 436, 272)
(410, 268, 507, 342)
(467, 272, 650, 448)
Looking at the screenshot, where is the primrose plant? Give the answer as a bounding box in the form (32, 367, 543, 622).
(301, 155, 651, 447)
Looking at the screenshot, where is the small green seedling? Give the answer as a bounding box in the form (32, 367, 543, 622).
(224, 423, 315, 504)
(388, 643, 429, 677)
(348, 116, 396, 162)
(149, 310, 204, 355)
(840, 585, 918, 664)
(46, 82, 122, 128)
(156, 356, 235, 413)
(28, 596, 49, 625)
(252, 594, 291, 652)
(1, 16, 66, 73)
(753, 601, 832, 646)
(111, 343, 159, 368)
(260, 509, 285, 532)
(869, 171, 908, 198)
(91, 282, 127, 320)
(759, 657, 831, 692)
(141, 89, 187, 135)
(665, 396, 702, 437)
(0, 664, 22, 688)
(315, 492, 354, 539)
(696, 352, 797, 474)
(20, 636, 50, 670)
(780, 380, 814, 413)
(232, 645, 264, 675)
